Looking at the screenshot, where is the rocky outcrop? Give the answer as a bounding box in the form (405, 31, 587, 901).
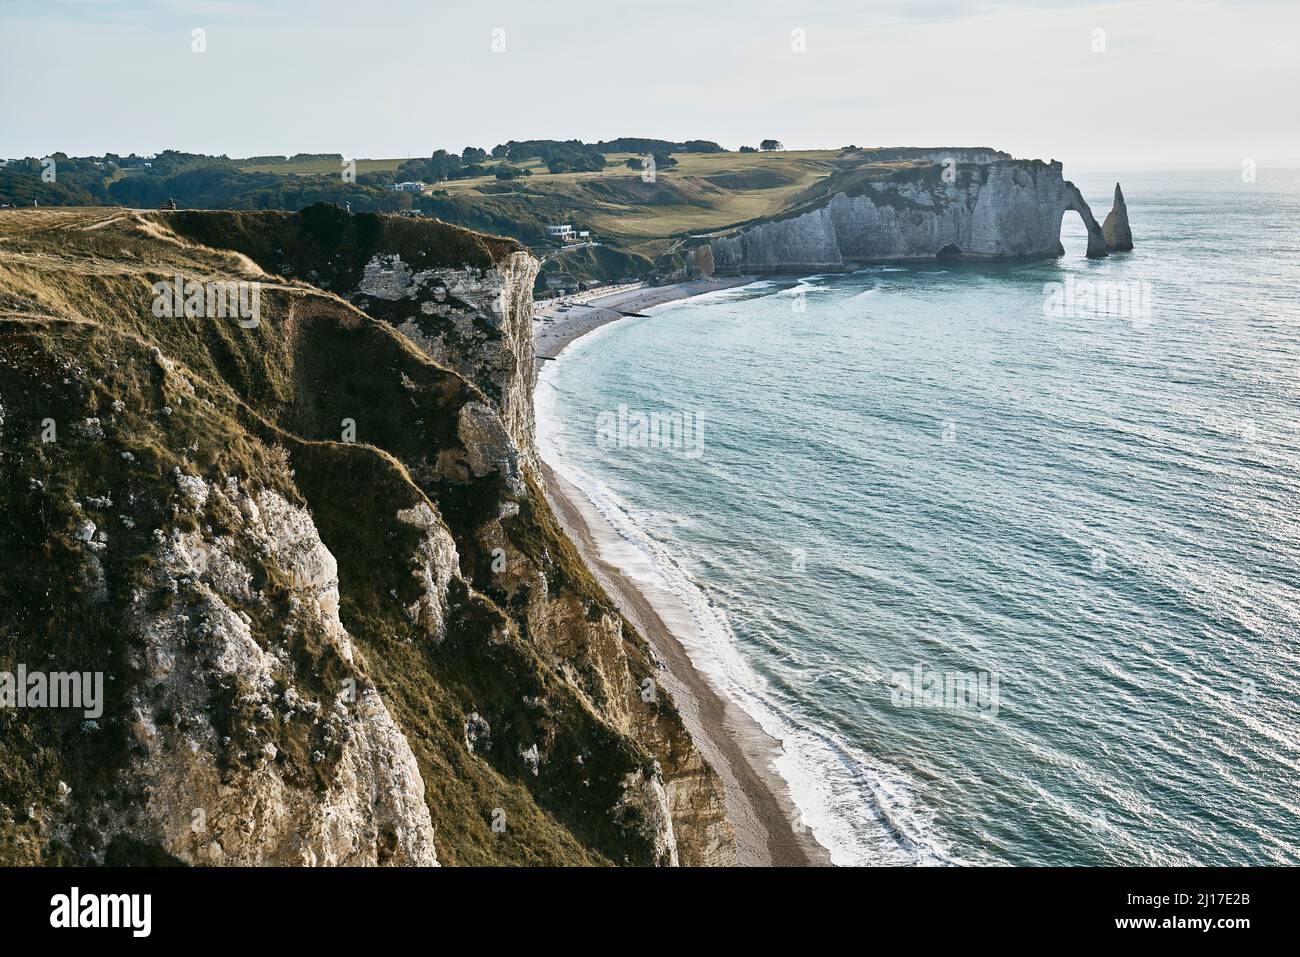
(613, 768, 678, 866)
(1102, 183, 1134, 251)
(709, 158, 1114, 270)
(109, 481, 439, 866)
(395, 501, 461, 644)
(0, 206, 733, 868)
(354, 251, 542, 472)
(160, 207, 543, 470)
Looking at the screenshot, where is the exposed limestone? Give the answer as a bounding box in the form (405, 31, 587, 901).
(1103, 183, 1134, 251)
(2, 206, 734, 868)
(463, 712, 492, 754)
(709, 158, 1113, 269)
(671, 244, 717, 281)
(355, 251, 541, 472)
(338, 232, 734, 865)
(395, 501, 461, 643)
(84, 482, 439, 866)
(613, 767, 679, 867)
(357, 254, 417, 301)
(457, 400, 525, 495)
(498, 571, 736, 866)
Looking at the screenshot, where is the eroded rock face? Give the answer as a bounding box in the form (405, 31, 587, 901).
(222, 226, 730, 866)
(354, 251, 542, 472)
(345, 239, 733, 865)
(614, 768, 679, 867)
(710, 159, 1111, 269)
(482, 559, 735, 866)
(395, 501, 461, 644)
(3, 207, 734, 868)
(92, 480, 438, 866)
(1103, 183, 1134, 251)
(457, 400, 526, 495)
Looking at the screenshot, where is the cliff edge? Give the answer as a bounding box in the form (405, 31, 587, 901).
(695, 155, 1129, 272)
(0, 206, 733, 866)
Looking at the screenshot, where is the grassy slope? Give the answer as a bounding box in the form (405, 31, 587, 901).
(439, 150, 854, 254)
(0, 209, 673, 865)
(237, 158, 409, 176)
(246, 150, 927, 258)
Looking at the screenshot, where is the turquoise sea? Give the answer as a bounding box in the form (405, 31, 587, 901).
(536, 169, 1300, 865)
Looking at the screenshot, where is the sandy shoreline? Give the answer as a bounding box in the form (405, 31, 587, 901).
(533, 276, 757, 359)
(533, 278, 833, 867)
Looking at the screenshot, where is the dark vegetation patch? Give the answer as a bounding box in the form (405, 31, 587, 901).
(702, 168, 798, 191)
(164, 205, 517, 293)
(536, 245, 652, 294)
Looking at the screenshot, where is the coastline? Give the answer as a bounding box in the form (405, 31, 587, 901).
(533, 277, 755, 358)
(532, 277, 834, 867)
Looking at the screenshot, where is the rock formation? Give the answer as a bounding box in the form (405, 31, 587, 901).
(352, 250, 542, 473)
(0, 205, 734, 867)
(117, 482, 440, 865)
(1102, 183, 1134, 252)
(705, 157, 1118, 271)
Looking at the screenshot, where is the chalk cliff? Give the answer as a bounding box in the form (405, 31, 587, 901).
(0, 206, 734, 867)
(349, 250, 542, 474)
(706, 157, 1124, 271)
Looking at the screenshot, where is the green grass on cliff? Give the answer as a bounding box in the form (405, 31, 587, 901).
(385, 148, 943, 267)
(0, 318, 327, 862)
(163, 203, 517, 290)
(236, 158, 408, 176)
(0, 207, 673, 866)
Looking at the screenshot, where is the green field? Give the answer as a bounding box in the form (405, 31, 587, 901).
(444, 151, 842, 230)
(237, 157, 410, 175)
(436, 149, 921, 252)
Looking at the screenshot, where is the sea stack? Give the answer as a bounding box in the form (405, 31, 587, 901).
(1102, 183, 1134, 251)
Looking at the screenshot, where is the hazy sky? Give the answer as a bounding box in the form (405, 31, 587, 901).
(2, 0, 1297, 167)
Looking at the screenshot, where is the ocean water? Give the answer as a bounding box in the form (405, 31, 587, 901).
(536, 168, 1300, 866)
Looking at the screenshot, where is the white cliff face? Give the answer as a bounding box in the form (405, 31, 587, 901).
(614, 768, 679, 867)
(7, 209, 736, 869)
(457, 399, 526, 496)
(356, 250, 542, 472)
(105, 478, 439, 866)
(396, 501, 461, 643)
(710, 160, 1111, 269)
(351, 242, 724, 866)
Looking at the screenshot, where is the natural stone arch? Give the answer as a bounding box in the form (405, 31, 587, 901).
(1058, 184, 1108, 258)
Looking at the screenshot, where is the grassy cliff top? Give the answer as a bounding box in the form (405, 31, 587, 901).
(0, 207, 686, 866)
(162, 205, 522, 284)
